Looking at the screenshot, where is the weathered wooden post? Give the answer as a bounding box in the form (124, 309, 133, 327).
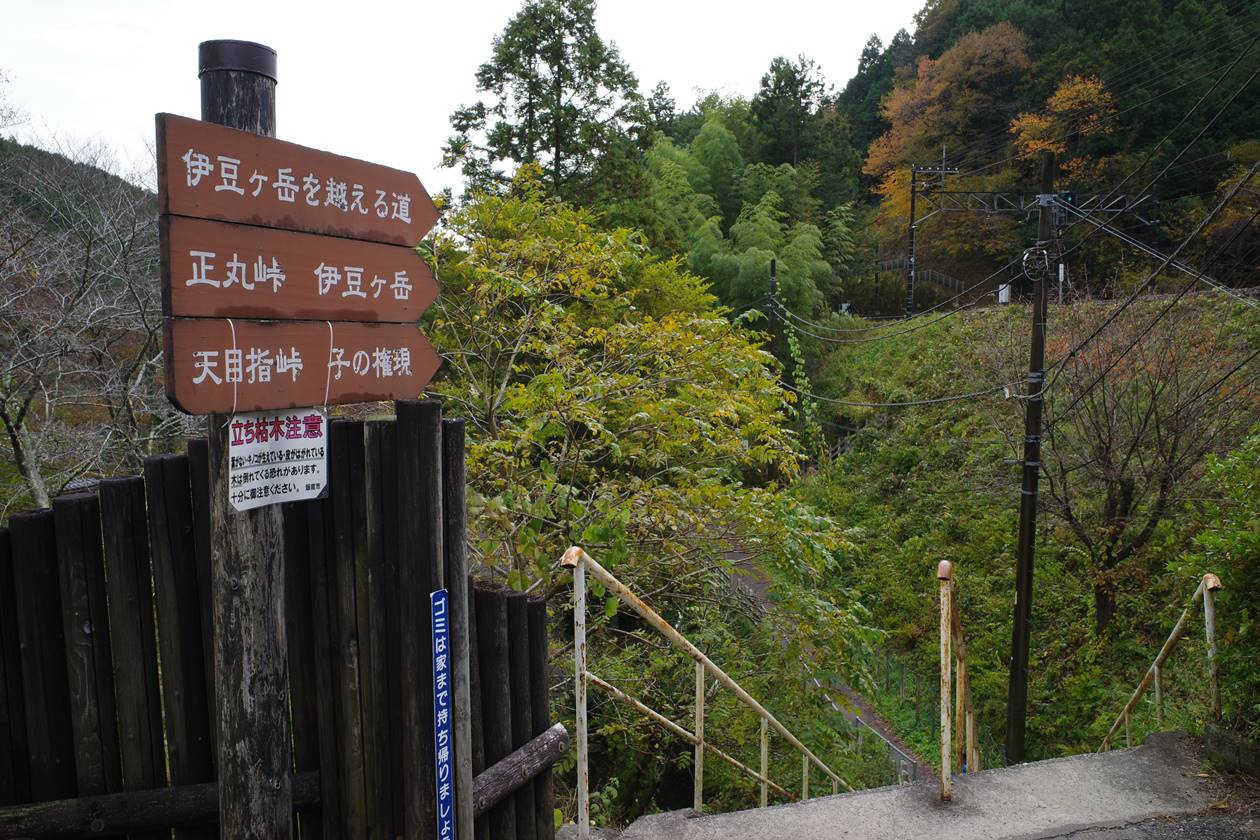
(443, 419, 476, 840)
(694, 661, 705, 811)
(937, 560, 953, 802)
(1202, 573, 1222, 720)
(198, 40, 292, 839)
(759, 718, 768, 808)
(570, 551, 589, 840)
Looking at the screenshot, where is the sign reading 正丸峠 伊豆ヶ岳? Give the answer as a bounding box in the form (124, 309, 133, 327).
(161, 216, 438, 322)
(156, 112, 441, 415)
(157, 113, 437, 245)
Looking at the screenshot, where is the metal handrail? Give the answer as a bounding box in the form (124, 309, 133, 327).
(1098, 573, 1223, 752)
(936, 561, 979, 802)
(563, 546, 852, 838)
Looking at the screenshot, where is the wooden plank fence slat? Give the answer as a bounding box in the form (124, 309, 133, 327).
(442, 418, 477, 840)
(476, 586, 516, 839)
(0, 528, 30, 806)
(528, 596, 556, 840)
(467, 578, 490, 840)
(508, 592, 537, 840)
(99, 478, 169, 840)
(366, 419, 403, 839)
(186, 438, 218, 760)
(0, 771, 321, 837)
(398, 399, 441, 839)
(8, 509, 76, 802)
(144, 455, 216, 839)
(52, 492, 122, 797)
(282, 500, 324, 840)
(329, 420, 371, 838)
(306, 489, 344, 838)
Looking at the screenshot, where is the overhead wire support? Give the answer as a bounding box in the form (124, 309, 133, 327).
(1053, 198, 1260, 312)
(908, 160, 960, 317)
(1045, 169, 1260, 431)
(1032, 158, 1260, 408)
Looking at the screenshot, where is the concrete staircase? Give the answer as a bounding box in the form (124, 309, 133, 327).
(605, 733, 1248, 840)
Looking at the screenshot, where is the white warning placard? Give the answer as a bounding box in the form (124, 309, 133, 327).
(227, 408, 328, 512)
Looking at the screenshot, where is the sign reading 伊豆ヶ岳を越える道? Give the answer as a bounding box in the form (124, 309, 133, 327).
(156, 112, 441, 416)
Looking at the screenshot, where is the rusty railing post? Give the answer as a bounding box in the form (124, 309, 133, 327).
(954, 632, 965, 772)
(938, 560, 953, 801)
(1153, 664, 1163, 727)
(1203, 573, 1222, 720)
(801, 754, 809, 801)
(563, 548, 590, 839)
(694, 660, 705, 812)
(759, 717, 768, 808)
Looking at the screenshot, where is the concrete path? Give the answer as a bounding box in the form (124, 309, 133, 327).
(617, 733, 1232, 840)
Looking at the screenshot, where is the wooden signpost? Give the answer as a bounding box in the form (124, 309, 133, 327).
(157, 112, 441, 414)
(157, 38, 443, 839)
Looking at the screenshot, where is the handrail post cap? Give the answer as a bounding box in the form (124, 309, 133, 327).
(561, 546, 585, 569)
(1203, 572, 1223, 592)
(936, 560, 953, 581)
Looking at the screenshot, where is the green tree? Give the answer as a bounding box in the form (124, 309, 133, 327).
(691, 116, 746, 226)
(443, 0, 643, 200)
(752, 55, 825, 166)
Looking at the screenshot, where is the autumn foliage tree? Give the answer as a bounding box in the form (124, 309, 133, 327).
(1011, 74, 1117, 184)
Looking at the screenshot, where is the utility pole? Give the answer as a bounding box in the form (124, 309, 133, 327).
(1005, 151, 1055, 765)
(907, 167, 917, 317)
(907, 160, 959, 317)
(199, 40, 293, 837)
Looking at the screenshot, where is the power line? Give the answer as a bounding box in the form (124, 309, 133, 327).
(1045, 181, 1260, 429)
(1055, 199, 1260, 311)
(946, 21, 1260, 175)
(1031, 159, 1260, 419)
(779, 378, 1013, 409)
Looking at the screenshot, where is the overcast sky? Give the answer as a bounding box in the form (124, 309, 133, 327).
(2, 0, 922, 195)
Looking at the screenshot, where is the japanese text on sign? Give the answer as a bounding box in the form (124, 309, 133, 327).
(431, 589, 455, 840)
(180, 146, 415, 222)
(227, 409, 328, 512)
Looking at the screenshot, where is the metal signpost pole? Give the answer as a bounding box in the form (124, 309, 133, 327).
(198, 40, 293, 838)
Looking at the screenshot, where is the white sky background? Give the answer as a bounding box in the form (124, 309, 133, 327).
(1, 0, 923, 194)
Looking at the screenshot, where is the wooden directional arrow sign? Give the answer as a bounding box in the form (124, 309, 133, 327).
(161, 216, 438, 321)
(157, 113, 438, 245)
(157, 113, 442, 414)
(164, 319, 441, 415)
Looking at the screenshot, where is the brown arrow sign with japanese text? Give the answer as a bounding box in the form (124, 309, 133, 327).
(164, 318, 441, 415)
(157, 112, 443, 414)
(161, 216, 438, 321)
(157, 113, 438, 246)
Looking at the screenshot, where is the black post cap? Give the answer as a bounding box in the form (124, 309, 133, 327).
(198, 40, 277, 82)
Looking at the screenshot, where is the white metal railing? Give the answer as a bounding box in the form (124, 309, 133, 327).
(563, 546, 852, 838)
(1098, 573, 1223, 752)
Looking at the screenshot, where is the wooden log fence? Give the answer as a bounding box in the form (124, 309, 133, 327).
(0, 400, 560, 840)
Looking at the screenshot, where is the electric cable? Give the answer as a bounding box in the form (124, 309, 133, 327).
(1044, 186, 1260, 430)
(1028, 159, 1260, 412)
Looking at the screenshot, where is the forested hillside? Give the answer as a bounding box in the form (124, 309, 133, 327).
(436, 0, 1260, 824)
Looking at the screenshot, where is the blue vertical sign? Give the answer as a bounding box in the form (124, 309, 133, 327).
(431, 588, 455, 840)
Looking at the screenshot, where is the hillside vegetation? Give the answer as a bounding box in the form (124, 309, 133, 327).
(794, 294, 1260, 758)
